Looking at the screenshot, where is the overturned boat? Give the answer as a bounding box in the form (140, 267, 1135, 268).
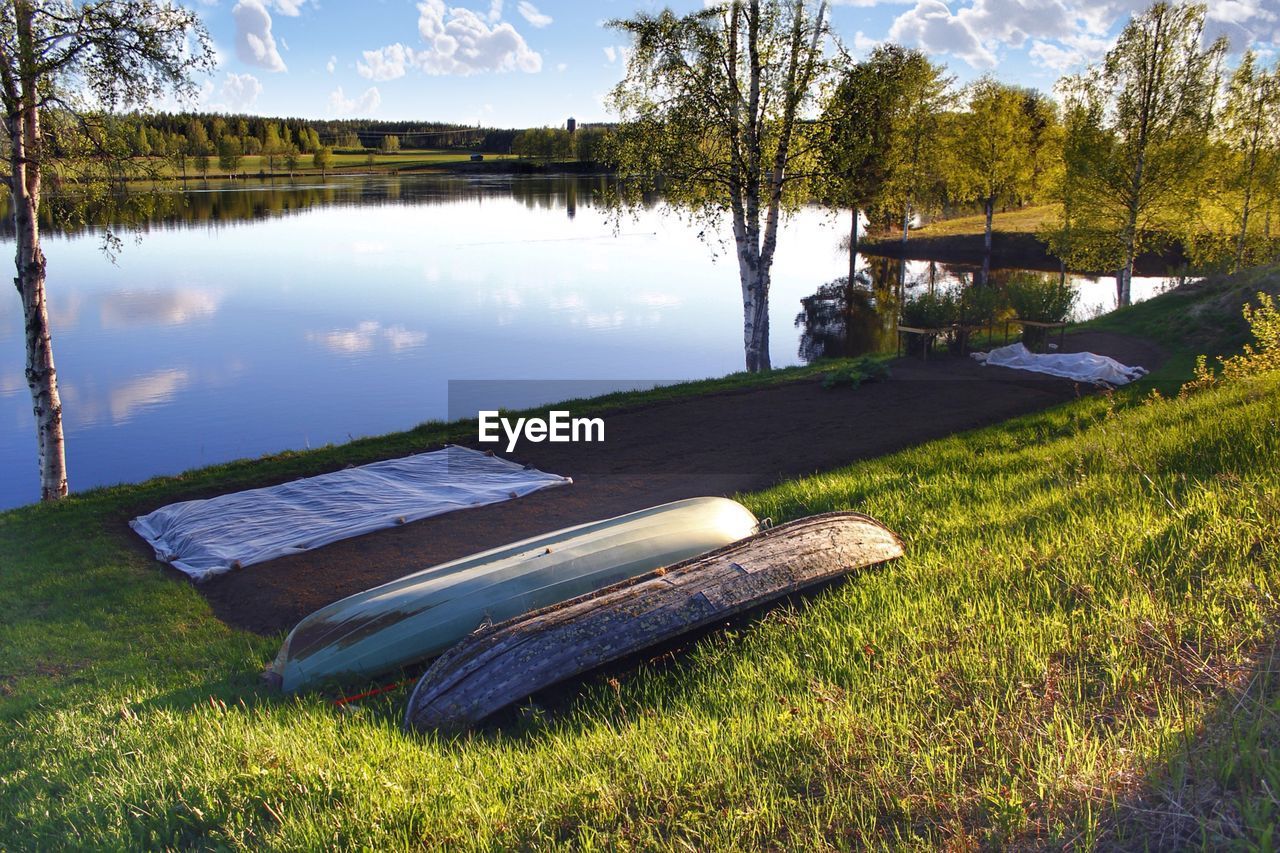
(265, 497, 760, 692)
(404, 511, 904, 732)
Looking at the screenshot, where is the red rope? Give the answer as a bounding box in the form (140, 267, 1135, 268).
(332, 679, 412, 706)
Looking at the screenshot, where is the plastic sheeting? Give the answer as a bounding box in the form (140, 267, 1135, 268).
(131, 446, 572, 581)
(972, 343, 1148, 386)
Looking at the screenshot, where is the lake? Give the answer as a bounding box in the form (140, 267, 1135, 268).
(0, 174, 1170, 508)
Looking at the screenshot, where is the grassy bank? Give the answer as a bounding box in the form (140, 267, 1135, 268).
(860, 203, 1181, 277)
(1, 269, 1277, 847)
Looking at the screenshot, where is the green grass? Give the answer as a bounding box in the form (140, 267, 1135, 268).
(1, 268, 1278, 848)
(1084, 263, 1280, 384)
(911, 203, 1061, 239)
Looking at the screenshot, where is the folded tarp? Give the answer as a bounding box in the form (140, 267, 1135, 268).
(131, 446, 571, 581)
(972, 343, 1148, 386)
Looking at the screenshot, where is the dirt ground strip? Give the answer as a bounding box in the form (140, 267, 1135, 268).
(173, 331, 1164, 635)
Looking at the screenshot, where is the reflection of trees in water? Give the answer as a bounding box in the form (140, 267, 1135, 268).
(795, 255, 903, 363)
(0, 174, 623, 238)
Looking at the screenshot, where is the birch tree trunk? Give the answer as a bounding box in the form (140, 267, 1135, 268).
(9, 6, 68, 501)
(981, 196, 994, 286)
(848, 207, 859, 284)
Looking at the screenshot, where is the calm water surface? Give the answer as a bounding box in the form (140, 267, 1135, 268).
(0, 175, 1169, 508)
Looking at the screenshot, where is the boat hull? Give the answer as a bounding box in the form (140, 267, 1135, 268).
(266, 497, 760, 692)
(404, 512, 904, 732)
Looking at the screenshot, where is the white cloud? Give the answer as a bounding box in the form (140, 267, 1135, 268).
(889, 0, 997, 67)
(326, 55, 336, 73)
(358, 0, 543, 78)
(556, 61, 567, 72)
(218, 72, 263, 111)
(959, 0, 1074, 48)
(358, 43, 414, 80)
(1029, 39, 1081, 70)
(517, 1, 552, 28)
(853, 30, 881, 53)
(233, 0, 286, 72)
(269, 0, 306, 14)
(412, 0, 542, 74)
(603, 44, 631, 65)
(328, 85, 382, 116)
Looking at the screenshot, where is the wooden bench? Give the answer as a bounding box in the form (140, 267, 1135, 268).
(897, 325, 946, 361)
(1005, 319, 1068, 353)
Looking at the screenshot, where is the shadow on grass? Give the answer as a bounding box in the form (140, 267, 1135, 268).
(1091, 631, 1280, 850)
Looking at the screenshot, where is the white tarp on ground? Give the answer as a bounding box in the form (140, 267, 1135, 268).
(131, 446, 571, 582)
(972, 343, 1148, 386)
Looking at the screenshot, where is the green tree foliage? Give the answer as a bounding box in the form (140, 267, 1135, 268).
(1216, 51, 1280, 270)
(217, 136, 243, 176)
(263, 122, 284, 171)
(949, 76, 1037, 283)
(608, 0, 829, 372)
(380, 134, 400, 152)
(572, 126, 611, 163)
(313, 145, 334, 175)
(819, 44, 912, 283)
(511, 126, 573, 160)
(1052, 2, 1225, 305)
(879, 50, 951, 270)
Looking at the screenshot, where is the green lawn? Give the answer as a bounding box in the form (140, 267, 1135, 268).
(1, 268, 1278, 847)
(913, 203, 1061, 239)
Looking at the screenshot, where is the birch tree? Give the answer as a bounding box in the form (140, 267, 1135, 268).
(608, 0, 829, 372)
(1055, 2, 1225, 305)
(1219, 50, 1280, 270)
(879, 50, 950, 281)
(0, 1, 212, 501)
(819, 44, 912, 285)
(950, 76, 1036, 285)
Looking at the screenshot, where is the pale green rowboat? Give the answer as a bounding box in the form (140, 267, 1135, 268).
(266, 496, 759, 692)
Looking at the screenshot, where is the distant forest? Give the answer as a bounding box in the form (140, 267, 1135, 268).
(128, 112, 612, 157)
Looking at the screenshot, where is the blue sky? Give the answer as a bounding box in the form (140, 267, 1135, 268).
(187, 0, 1280, 125)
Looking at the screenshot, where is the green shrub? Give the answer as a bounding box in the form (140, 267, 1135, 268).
(1006, 274, 1077, 349)
(957, 285, 1004, 325)
(821, 355, 891, 389)
(1005, 273, 1077, 323)
(900, 290, 958, 329)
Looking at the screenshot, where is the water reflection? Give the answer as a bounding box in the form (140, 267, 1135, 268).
(99, 288, 221, 328)
(795, 256, 1174, 363)
(62, 368, 192, 426)
(795, 257, 903, 361)
(0, 174, 625, 239)
(307, 321, 428, 356)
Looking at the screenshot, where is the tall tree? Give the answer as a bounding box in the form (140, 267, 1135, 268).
(1219, 49, 1280, 270)
(819, 44, 913, 285)
(949, 76, 1037, 284)
(608, 0, 829, 372)
(879, 50, 950, 282)
(1055, 2, 1225, 304)
(0, 0, 212, 501)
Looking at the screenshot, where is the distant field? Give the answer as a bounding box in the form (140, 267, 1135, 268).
(156, 149, 517, 179)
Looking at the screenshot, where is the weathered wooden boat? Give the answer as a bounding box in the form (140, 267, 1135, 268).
(265, 497, 760, 692)
(403, 511, 904, 732)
